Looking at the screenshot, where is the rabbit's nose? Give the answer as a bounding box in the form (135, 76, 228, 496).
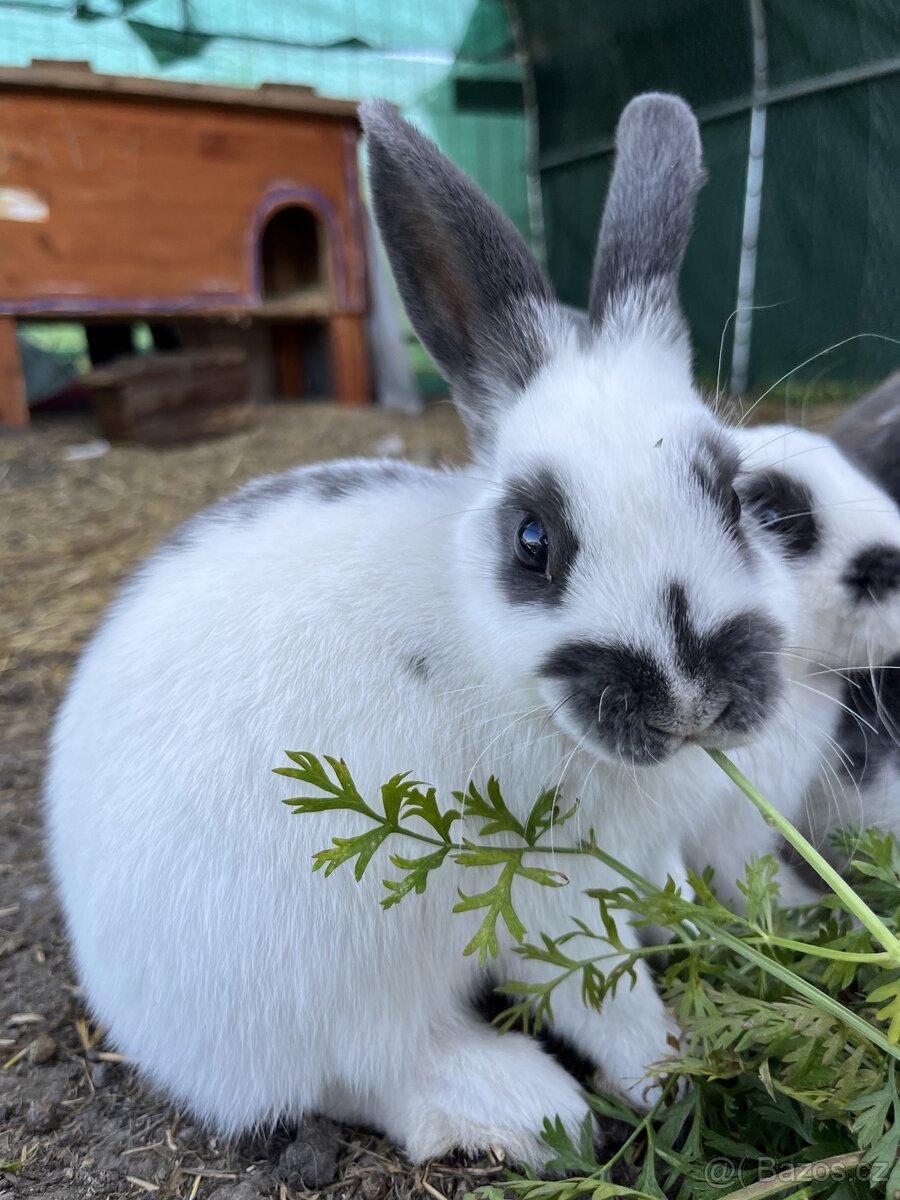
(844, 544, 900, 602)
(646, 692, 731, 742)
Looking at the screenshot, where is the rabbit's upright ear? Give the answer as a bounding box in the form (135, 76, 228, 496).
(360, 101, 556, 449)
(588, 94, 704, 343)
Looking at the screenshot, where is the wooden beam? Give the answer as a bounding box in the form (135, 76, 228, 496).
(272, 324, 306, 399)
(0, 62, 362, 121)
(329, 314, 370, 406)
(0, 317, 28, 428)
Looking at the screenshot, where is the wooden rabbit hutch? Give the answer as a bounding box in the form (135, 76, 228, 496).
(0, 61, 371, 428)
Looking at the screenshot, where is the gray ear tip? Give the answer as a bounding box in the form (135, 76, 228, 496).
(588, 92, 705, 331)
(358, 98, 400, 139)
(620, 91, 695, 119)
(617, 92, 702, 164)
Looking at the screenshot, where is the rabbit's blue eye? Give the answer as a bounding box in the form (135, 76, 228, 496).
(755, 502, 784, 528)
(516, 517, 549, 573)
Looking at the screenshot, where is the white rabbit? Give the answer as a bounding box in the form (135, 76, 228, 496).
(681, 424, 900, 902)
(47, 95, 804, 1167)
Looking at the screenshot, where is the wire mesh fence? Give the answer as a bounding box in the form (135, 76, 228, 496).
(516, 0, 900, 393)
(1, 0, 897, 397)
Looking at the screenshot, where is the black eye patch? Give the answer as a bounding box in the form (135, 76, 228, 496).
(496, 468, 580, 606)
(690, 434, 745, 543)
(741, 469, 819, 558)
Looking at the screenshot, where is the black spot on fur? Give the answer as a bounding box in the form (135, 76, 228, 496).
(690, 434, 740, 503)
(470, 975, 594, 1077)
(701, 614, 784, 736)
(406, 652, 432, 682)
(159, 460, 436, 554)
(690, 434, 746, 550)
(832, 658, 900, 787)
(470, 973, 504, 1025)
(469, 976, 623, 1154)
(777, 843, 826, 893)
(535, 1027, 600, 1087)
(472, 967, 611, 1079)
(844, 544, 900, 602)
(224, 460, 431, 514)
(496, 468, 580, 606)
(741, 470, 819, 558)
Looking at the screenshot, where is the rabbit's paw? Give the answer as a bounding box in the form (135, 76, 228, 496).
(384, 1027, 594, 1169)
(593, 1005, 684, 1113)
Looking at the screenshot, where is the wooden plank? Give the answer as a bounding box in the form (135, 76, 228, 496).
(87, 350, 254, 444)
(271, 325, 306, 399)
(0, 63, 360, 120)
(0, 317, 29, 428)
(0, 304, 338, 323)
(329, 314, 370, 407)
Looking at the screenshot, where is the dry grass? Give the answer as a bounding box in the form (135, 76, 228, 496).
(1, 402, 469, 685)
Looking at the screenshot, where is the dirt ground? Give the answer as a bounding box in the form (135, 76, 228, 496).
(0, 401, 516, 1200)
(1, 392, 852, 1200)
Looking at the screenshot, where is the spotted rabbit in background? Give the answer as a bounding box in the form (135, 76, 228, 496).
(47, 95, 804, 1166)
(793, 383, 900, 866)
(678, 424, 900, 904)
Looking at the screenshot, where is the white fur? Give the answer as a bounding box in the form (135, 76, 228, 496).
(682, 425, 900, 902)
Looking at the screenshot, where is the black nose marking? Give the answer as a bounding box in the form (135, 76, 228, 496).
(665, 581, 784, 736)
(540, 640, 675, 764)
(540, 586, 783, 764)
(666, 583, 703, 675)
(844, 544, 900, 602)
